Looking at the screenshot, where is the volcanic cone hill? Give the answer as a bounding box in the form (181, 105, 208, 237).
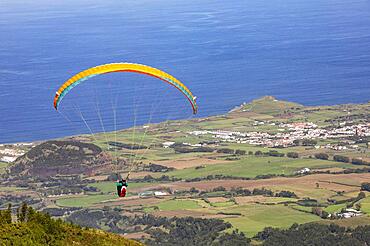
(11, 141, 111, 177)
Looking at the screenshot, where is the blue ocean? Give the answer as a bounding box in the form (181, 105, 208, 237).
(1, 0, 370, 143)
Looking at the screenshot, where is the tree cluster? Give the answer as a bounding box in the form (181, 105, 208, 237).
(256, 223, 370, 245)
(142, 163, 175, 172)
(107, 141, 146, 150)
(173, 144, 215, 153)
(255, 150, 285, 157)
(314, 153, 329, 160)
(67, 209, 250, 245)
(293, 139, 317, 146)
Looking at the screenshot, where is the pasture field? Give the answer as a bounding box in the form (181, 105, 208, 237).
(0, 186, 26, 192)
(151, 199, 201, 211)
(211, 201, 235, 207)
(165, 156, 353, 179)
(324, 203, 348, 213)
(235, 196, 297, 205)
(360, 196, 370, 215)
(0, 162, 8, 174)
(155, 156, 231, 169)
(128, 196, 321, 236)
(56, 194, 115, 207)
(224, 204, 321, 236)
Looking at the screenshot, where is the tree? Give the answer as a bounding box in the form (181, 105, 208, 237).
(255, 150, 263, 156)
(266, 150, 285, 157)
(217, 148, 234, 154)
(314, 153, 329, 160)
(235, 149, 246, 155)
(302, 139, 317, 146)
(352, 158, 369, 165)
(287, 152, 299, 158)
(190, 187, 199, 193)
(213, 186, 226, 192)
(321, 210, 329, 219)
(358, 191, 366, 199)
(312, 207, 323, 217)
(355, 203, 362, 211)
(333, 155, 350, 163)
(0, 204, 12, 225)
(17, 203, 28, 222)
(361, 183, 370, 192)
(275, 190, 297, 198)
(260, 223, 370, 245)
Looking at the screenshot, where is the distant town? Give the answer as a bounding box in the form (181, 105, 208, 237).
(188, 122, 369, 148)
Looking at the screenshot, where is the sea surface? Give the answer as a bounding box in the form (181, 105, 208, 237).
(0, 0, 370, 143)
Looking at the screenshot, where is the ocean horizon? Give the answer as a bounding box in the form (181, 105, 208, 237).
(1, 0, 370, 144)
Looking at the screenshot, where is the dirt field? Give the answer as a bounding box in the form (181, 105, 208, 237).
(124, 232, 150, 240)
(234, 196, 273, 205)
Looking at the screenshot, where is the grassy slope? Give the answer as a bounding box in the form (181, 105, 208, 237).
(0, 219, 142, 246)
(324, 203, 348, 213)
(239, 96, 303, 115)
(224, 204, 321, 237)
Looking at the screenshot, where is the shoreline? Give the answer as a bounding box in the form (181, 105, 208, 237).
(1, 96, 369, 146)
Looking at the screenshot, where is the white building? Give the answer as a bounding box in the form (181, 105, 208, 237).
(162, 142, 175, 148)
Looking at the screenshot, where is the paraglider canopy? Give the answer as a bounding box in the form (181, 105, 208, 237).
(53, 63, 198, 114)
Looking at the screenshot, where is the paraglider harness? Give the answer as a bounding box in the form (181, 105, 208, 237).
(114, 162, 135, 198)
(116, 179, 128, 197)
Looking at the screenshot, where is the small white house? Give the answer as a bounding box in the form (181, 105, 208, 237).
(139, 190, 168, 197)
(154, 191, 168, 196)
(162, 142, 175, 148)
(296, 168, 311, 174)
(338, 208, 362, 219)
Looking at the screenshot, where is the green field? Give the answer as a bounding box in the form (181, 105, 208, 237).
(324, 203, 347, 213)
(156, 199, 201, 211)
(0, 186, 26, 192)
(256, 197, 298, 204)
(211, 201, 235, 207)
(224, 204, 321, 236)
(166, 156, 351, 179)
(56, 194, 115, 207)
(360, 196, 370, 215)
(0, 162, 8, 174)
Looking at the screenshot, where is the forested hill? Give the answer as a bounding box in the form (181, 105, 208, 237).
(0, 203, 142, 246)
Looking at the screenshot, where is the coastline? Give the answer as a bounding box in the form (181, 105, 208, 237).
(1, 96, 369, 146)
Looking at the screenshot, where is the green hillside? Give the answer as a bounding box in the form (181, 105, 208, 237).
(0, 203, 142, 246)
(236, 96, 303, 115)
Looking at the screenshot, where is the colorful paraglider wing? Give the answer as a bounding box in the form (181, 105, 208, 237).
(53, 63, 198, 114)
